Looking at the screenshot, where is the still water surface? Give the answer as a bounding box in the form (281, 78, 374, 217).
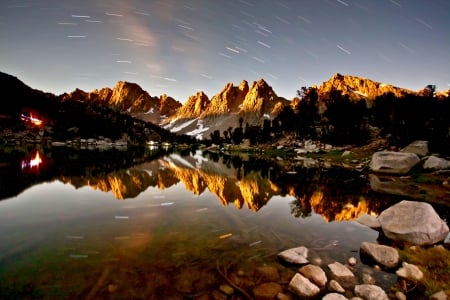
(0, 148, 446, 299)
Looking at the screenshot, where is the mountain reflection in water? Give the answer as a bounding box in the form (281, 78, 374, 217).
(55, 151, 390, 222)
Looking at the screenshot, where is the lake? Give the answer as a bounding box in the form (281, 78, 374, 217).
(0, 147, 448, 299)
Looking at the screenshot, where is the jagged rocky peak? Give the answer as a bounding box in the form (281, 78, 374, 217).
(318, 73, 415, 102)
(176, 91, 210, 119)
(240, 78, 289, 124)
(109, 81, 158, 112)
(203, 80, 249, 116)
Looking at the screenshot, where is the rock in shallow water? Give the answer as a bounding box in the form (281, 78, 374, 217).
(360, 242, 400, 269)
(299, 264, 328, 287)
(277, 246, 308, 264)
(288, 273, 320, 298)
(327, 261, 357, 288)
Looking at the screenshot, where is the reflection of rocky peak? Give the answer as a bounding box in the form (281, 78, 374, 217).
(175, 91, 210, 119)
(203, 80, 249, 116)
(318, 73, 414, 103)
(240, 79, 288, 124)
(60, 168, 155, 199)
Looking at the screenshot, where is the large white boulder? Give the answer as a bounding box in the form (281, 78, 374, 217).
(370, 151, 420, 175)
(378, 200, 449, 245)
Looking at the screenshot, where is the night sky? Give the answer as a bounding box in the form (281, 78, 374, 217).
(1, 0, 449, 102)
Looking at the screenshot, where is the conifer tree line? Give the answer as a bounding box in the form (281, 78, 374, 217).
(212, 86, 450, 154)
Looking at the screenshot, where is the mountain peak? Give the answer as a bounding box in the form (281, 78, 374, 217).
(318, 73, 414, 103)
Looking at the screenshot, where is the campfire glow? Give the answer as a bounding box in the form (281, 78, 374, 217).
(20, 113, 43, 126)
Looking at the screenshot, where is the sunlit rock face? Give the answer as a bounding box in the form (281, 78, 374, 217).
(175, 91, 210, 119)
(60, 81, 182, 123)
(317, 73, 415, 108)
(203, 80, 249, 116)
(240, 79, 289, 124)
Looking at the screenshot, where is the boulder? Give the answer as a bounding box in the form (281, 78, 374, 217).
(356, 213, 381, 229)
(354, 284, 388, 300)
(360, 242, 400, 269)
(278, 247, 308, 264)
(299, 264, 328, 287)
(396, 262, 423, 281)
(378, 200, 449, 245)
(400, 140, 429, 156)
(423, 156, 450, 170)
(370, 151, 420, 175)
(327, 262, 357, 288)
(288, 273, 320, 298)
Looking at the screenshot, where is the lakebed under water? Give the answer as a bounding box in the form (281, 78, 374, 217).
(0, 147, 448, 299)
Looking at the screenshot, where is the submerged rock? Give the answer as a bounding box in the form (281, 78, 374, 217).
(277, 247, 308, 264)
(378, 200, 449, 245)
(370, 151, 420, 175)
(252, 282, 282, 300)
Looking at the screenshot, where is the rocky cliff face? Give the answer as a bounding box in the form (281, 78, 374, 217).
(317, 73, 415, 105)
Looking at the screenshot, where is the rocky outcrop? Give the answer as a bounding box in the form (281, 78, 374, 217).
(378, 200, 449, 245)
(370, 151, 420, 175)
